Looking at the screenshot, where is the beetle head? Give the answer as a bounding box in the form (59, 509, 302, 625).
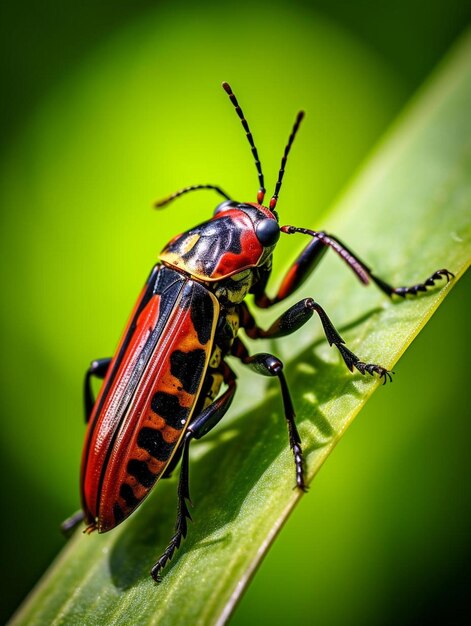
(214, 200, 280, 247)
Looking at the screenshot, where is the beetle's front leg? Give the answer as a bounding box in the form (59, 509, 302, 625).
(240, 300, 392, 384)
(254, 238, 328, 308)
(279, 226, 454, 300)
(84, 358, 112, 422)
(151, 365, 237, 582)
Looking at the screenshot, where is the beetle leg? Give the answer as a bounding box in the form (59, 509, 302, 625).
(151, 366, 237, 582)
(84, 357, 112, 422)
(254, 237, 328, 307)
(267, 226, 454, 304)
(240, 299, 316, 339)
(187, 365, 237, 441)
(151, 432, 192, 582)
(240, 300, 392, 384)
(60, 509, 85, 536)
(232, 339, 305, 491)
(367, 268, 454, 297)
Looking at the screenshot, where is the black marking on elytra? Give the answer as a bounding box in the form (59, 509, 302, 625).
(127, 459, 157, 488)
(119, 483, 141, 509)
(137, 427, 174, 461)
(151, 391, 188, 429)
(190, 291, 214, 345)
(113, 503, 125, 525)
(165, 216, 242, 276)
(91, 267, 186, 505)
(170, 349, 207, 394)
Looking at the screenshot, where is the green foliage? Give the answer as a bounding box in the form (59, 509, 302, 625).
(0, 7, 405, 621)
(9, 25, 471, 626)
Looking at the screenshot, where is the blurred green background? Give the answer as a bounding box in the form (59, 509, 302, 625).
(1, 0, 470, 623)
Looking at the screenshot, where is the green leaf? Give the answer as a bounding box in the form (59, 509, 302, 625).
(11, 30, 471, 626)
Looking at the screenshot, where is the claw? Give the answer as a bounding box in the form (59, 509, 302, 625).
(393, 268, 454, 297)
(151, 567, 162, 584)
(436, 269, 454, 282)
(354, 360, 393, 384)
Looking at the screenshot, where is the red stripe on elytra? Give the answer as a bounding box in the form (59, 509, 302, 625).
(82, 293, 161, 522)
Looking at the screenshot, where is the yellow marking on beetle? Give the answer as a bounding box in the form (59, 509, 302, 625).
(209, 345, 222, 368)
(226, 309, 240, 334)
(231, 269, 251, 282)
(225, 275, 252, 303)
(179, 233, 200, 255)
(203, 373, 224, 408)
(161, 251, 181, 266)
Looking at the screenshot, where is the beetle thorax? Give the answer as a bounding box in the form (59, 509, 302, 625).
(159, 204, 279, 284)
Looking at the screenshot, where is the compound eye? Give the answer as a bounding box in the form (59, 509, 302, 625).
(214, 200, 238, 216)
(256, 218, 280, 247)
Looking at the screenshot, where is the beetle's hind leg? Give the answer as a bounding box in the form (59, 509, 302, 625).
(151, 365, 237, 582)
(151, 433, 192, 582)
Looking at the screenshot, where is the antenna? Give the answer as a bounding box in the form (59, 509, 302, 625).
(269, 111, 304, 211)
(154, 184, 231, 209)
(222, 82, 266, 204)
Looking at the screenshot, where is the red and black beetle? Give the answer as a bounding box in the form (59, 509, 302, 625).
(64, 82, 453, 581)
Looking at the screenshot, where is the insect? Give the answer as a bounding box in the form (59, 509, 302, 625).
(64, 82, 453, 581)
